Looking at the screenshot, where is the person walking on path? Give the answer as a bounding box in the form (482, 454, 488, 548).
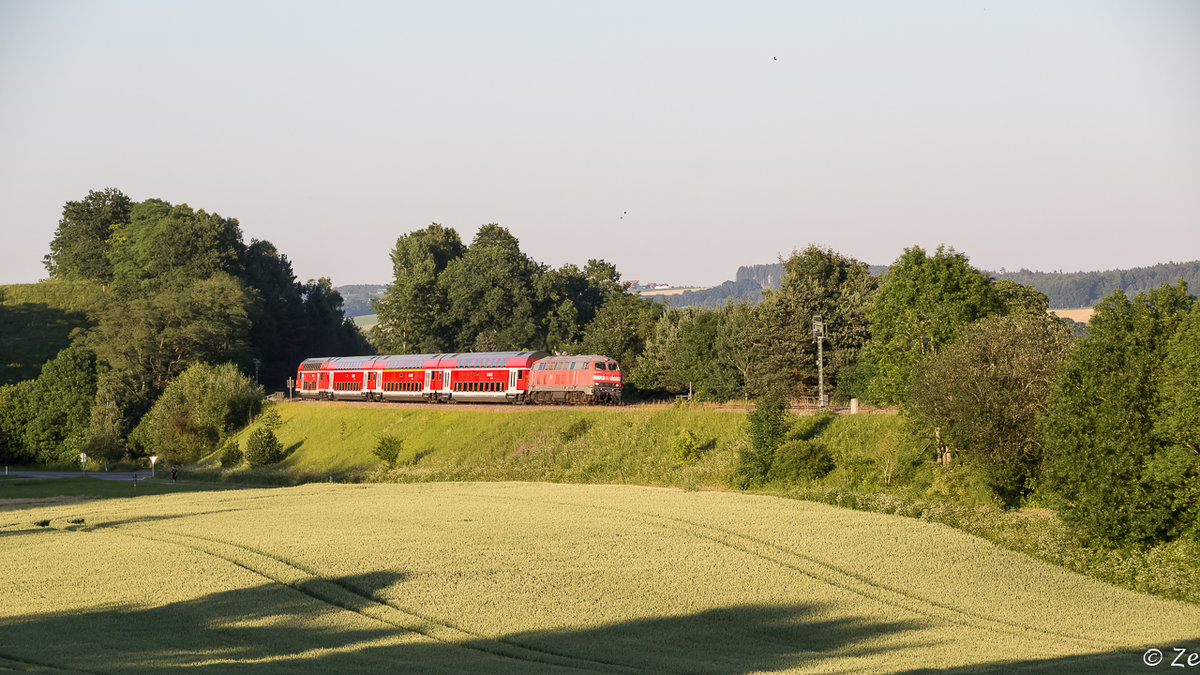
(171, 466, 178, 484)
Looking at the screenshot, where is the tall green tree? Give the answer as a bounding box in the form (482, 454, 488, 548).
(630, 308, 685, 392)
(906, 313, 1073, 505)
(22, 346, 98, 463)
(0, 381, 34, 464)
(241, 239, 308, 387)
(994, 279, 1050, 316)
(862, 245, 1005, 405)
(43, 188, 132, 285)
(714, 301, 766, 400)
(756, 246, 876, 399)
(573, 292, 662, 374)
(371, 224, 465, 353)
(1041, 283, 1195, 545)
(300, 277, 368, 357)
(108, 200, 245, 296)
(88, 272, 253, 419)
(439, 225, 544, 351)
(538, 259, 626, 352)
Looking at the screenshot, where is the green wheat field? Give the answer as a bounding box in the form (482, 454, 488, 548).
(2, 482, 1197, 673)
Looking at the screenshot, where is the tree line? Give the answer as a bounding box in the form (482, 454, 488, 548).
(0, 188, 366, 467)
(733, 259, 1200, 310)
(372, 231, 1196, 549)
(2, 201, 1196, 553)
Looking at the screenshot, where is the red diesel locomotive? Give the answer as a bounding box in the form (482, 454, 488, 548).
(295, 351, 622, 404)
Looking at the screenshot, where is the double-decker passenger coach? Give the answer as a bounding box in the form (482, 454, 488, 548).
(296, 350, 621, 405)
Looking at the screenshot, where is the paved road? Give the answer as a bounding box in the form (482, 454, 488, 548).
(3, 470, 171, 482)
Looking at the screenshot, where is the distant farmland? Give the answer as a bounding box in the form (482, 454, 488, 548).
(2, 482, 1195, 672)
(1049, 307, 1095, 323)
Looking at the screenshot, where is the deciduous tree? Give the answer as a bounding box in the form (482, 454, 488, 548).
(43, 188, 132, 285)
(756, 246, 875, 399)
(1041, 282, 1195, 544)
(862, 246, 1005, 405)
(906, 313, 1073, 504)
(372, 224, 465, 353)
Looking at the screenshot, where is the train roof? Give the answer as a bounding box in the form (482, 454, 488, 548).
(298, 351, 549, 371)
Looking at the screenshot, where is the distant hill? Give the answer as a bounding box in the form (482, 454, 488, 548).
(736, 263, 888, 290)
(734, 260, 1200, 309)
(0, 281, 106, 385)
(335, 284, 386, 318)
(650, 279, 766, 309)
(993, 262, 1200, 308)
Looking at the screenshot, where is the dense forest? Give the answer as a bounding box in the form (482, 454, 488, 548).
(993, 262, 1200, 308)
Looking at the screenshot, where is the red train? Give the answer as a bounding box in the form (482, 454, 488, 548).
(295, 351, 622, 404)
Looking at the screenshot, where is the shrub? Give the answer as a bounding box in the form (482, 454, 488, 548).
(732, 389, 791, 488)
(130, 362, 263, 464)
(373, 434, 404, 467)
(672, 430, 700, 464)
(768, 439, 834, 483)
(244, 428, 283, 468)
(219, 440, 244, 468)
(257, 405, 282, 432)
(560, 418, 592, 443)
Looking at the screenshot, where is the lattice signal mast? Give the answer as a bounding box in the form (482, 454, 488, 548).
(813, 315, 827, 408)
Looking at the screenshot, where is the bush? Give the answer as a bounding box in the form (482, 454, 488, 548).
(373, 434, 404, 467)
(732, 389, 791, 488)
(130, 362, 263, 464)
(219, 440, 244, 468)
(244, 428, 283, 468)
(672, 429, 700, 464)
(257, 405, 282, 432)
(768, 439, 834, 483)
(560, 418, 592, 443)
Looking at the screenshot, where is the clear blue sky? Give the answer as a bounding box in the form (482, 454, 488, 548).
(2, 0, 1197, 288)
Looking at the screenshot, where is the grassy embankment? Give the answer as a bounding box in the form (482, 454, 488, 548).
(191, 402, 1198, 605)
(0, 280, 105, 385)
(4, 481, 1197, 673)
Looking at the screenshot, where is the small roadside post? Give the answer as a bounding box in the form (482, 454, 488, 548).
(150, 455, 158, 478)
(80, 452, 87, 474)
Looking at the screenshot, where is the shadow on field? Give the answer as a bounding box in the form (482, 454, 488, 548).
(0, 570, 1175, 673)
(0, 571, 913, 673)
(897, 647, 1186, 674)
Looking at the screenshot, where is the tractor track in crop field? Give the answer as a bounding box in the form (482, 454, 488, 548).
(95, 525, 649, 674)
(0, 651, 98, 673)
(467, 491, 1121, 651)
